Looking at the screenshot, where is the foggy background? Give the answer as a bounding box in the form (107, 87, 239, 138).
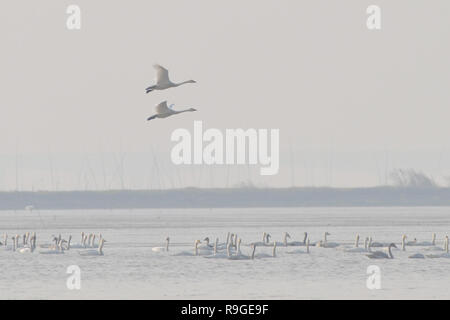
(1, 0, 450, 191)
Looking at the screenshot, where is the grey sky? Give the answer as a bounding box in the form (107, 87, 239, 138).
(1, 1, 450, 190)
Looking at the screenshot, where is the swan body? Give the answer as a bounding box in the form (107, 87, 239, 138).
(147, 101, 196, 121)
(426, 236, 449, 258)
(152, 237, 170, 252)
(18, 246, 34, 254)
(145, 64, 196, 93)
(40, 239, 65, 254)
(408, 253, 425, 259)
(286, 232, 309, 246)
(316, 232, 340, 248)
(407, 233, 436, 246)
(367, 243, 397, 259)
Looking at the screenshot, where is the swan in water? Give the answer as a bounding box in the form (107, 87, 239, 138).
(368, 236, 390, 247)
(152, 237, 170, 252)
(198, 237, 214, 250)
(79, 238, 106, 256)
(286, 239, 310, 254)
(367, 243, 397, 259)
(215, 233, 230, 250)
(70, 232, 87, 249)
(147, 101, 197, 121)
(407, 233, 436, 246)
(145, 64, 196, 93)
(227, 238, 254, 260)
(344, 237, 369, 253)
(204, 238, 229, 259)
(316, 232, 340, 248)
(173, 240, 204, 256)
(40, 239, 65, 255)
(426, 236, 450, 258)
(286, 232, 309, 246)
(39, 236, 59, 249)
(401, 234, 407, 251)
(251, 242, 277, 259)
(18, 232, 37, 253)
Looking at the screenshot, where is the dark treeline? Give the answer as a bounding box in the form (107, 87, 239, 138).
(1, 187, 450, 210)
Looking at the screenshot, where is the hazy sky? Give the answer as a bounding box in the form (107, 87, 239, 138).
(1, 1, 450, 190)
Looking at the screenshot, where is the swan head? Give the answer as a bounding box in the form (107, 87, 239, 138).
(325, 232, 331, 236)
(166, 237, 170, 241)
(188, 108, 197, 112)
(389, 243, 397, 249)
(285, 232, 291, 239)
(187, 80, 196, 84)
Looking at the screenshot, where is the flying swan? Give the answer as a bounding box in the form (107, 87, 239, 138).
(147, 101, 197, 121)
(145, 64, 196, 93)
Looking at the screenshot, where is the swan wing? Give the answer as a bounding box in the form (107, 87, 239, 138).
(155, 101, 173, 115)
(153, 64, 170, 85)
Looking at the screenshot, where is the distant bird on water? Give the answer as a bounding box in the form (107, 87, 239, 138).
(147, 101, 196, 121)
(145, 64, 196, 93)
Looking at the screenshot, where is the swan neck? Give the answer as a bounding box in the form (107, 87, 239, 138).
(388, 245, 394, 259)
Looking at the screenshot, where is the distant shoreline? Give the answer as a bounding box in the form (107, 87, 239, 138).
(1, 187, 450, 210)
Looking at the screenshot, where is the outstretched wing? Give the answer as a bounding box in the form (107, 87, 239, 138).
(155, 101, 172, 115)
(153, 64, 170, 85)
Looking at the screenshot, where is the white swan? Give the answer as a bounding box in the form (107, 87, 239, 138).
(40, 239, 65, 255)
(286, 232, 309, 246)
(316, 232, 340, 248)
(39, 236, 59, 249)
(407, 233, 436, 246)
(18, 233, 36, 254)
(344, 237, 369, 253)
(147, 101, 197, 121)
(367, 243, 397, 259)
(145, 64, 196, 93)
(79, 238, 106, 256)
(204, 238, 229, 259)
(173, 240, 204, 256)
(198, 237, 214, 250)
(70, 232, 87, 249)
(426, 236, 450, 258)
(152, 237, 170, 252)
(227, 238, 254, 260)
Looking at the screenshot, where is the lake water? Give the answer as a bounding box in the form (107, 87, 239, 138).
(0, 207, 449, 299)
